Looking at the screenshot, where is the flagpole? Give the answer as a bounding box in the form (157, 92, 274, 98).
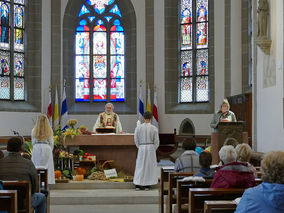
(153, 85, 159, 131)
(138, 80, 144, 123)
(61, 79, 69, 131)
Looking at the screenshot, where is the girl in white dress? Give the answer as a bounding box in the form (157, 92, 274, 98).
(31, 114, 55, 184)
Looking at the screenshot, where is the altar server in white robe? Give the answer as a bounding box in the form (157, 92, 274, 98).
(31, 114, 55, 184)
(133, 111, 159, 190)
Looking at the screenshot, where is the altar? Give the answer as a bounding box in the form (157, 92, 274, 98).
(63, 134, 137, 175)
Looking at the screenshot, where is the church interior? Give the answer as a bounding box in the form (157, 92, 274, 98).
(0, 0, 284, 213)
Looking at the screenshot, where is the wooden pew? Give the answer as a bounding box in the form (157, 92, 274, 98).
(37, 168, 50, 213)
(188, 188, 245, 213)
(0, 190, 18, 213)
(157, 132, 178, 162)
(204, 200, 237, 213)
(166, 172, 195, 213)
(2, 180, 33, 213)
(159, 166, 174, 213)
(176, 179, 212, 213)
(176, 135, 211, 149)
(37, 167, 48, 190)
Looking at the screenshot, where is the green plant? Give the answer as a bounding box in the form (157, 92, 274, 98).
(53, 127, 63, 148)
(62, 128, 80, 141)
(22, 140, 33, 156)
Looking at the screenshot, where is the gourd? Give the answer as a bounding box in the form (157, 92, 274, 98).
(76, 167, 87, 176)
(54, 170, 62, 179)
(76, 174, 84, 181)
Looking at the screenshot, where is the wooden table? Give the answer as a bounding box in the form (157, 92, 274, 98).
(63, 134, 137, 175)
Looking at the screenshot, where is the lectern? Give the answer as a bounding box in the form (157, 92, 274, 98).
(211, 121, 248, 164)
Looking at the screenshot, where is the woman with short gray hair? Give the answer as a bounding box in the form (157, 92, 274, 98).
(211, 145, 255, 188)
(219, 145, 237, 165)
(235, 151, 284, 213)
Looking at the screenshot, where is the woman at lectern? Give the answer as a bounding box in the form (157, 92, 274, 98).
(210, 99, 236, 130)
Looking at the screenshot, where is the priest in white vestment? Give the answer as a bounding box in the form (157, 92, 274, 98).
(93, 103, 123, 134)
(133, 111, 159, 190)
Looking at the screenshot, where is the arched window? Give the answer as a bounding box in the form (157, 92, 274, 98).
(75, 0, 125, 103)
(0, 0, 25, 101)
(179, 0, 209, 103)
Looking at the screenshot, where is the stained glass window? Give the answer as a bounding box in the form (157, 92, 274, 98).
(0, 0, 25, 101)
(179, 0, 209, 103)
(75, 0, 125, 102)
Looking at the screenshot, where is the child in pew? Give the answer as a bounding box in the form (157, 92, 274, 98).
(194, 151, 215, 179)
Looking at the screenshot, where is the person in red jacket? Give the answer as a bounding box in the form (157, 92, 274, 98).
(210, 145, 255, 188)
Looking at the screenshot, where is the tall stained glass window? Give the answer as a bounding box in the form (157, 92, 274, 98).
(0, 0, 25, 100)
(179, 0, 209, 103)
(75, 0, 125, 102)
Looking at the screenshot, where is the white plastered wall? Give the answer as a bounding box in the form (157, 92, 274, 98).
(256, 0, 284, 152)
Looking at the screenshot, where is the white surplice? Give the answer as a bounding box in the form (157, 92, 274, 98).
(133, 123, 159, 186)
(31, 129, 55, 184)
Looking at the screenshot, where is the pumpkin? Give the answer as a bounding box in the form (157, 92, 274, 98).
(76, 167, 87, 175)
(54, 170, 62, 179)
(76, 174, 84, 181)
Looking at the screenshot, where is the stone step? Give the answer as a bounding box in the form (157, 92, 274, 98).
(50, 189, 159, 205)
(50, 204, 159, 213)
(51, 180, 135, 190)
(50, 180, 159, 190)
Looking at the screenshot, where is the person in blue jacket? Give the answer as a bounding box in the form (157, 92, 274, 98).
(235, 150, 284, 213)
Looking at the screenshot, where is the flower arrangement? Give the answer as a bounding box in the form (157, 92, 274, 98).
(53, 127, 63, 148)
(67, 119, 78, 129)
(62, 128, 80, 141)
(78, 125, 93, 135)
(62, 119, 80, 141)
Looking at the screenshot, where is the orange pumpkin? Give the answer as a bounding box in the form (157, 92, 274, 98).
(54, 170, 62, 179)
(76, 174, 84, 181)
(76, 167, 86, 175)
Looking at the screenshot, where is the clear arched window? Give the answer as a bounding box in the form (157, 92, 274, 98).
(179, 0, 209, 103)
(0, 0, 25, 101)
(75, 0, 125, 102)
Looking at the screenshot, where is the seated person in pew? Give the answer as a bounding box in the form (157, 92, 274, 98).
(235, 151, 284, 213)
(194, 151, 215, 179)
(235, 143, 257, 177)
(174, 139, 200, 173)
(223, 137, 239, 147)
(0, 137, 46, 213)
(210, 145, 255, 188)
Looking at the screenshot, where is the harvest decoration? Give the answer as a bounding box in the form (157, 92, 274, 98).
(54, 170, 62, 179)
(62, 119, 80, 141)
(67, 119, 78, 129)
(76, 167, 87, 176)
